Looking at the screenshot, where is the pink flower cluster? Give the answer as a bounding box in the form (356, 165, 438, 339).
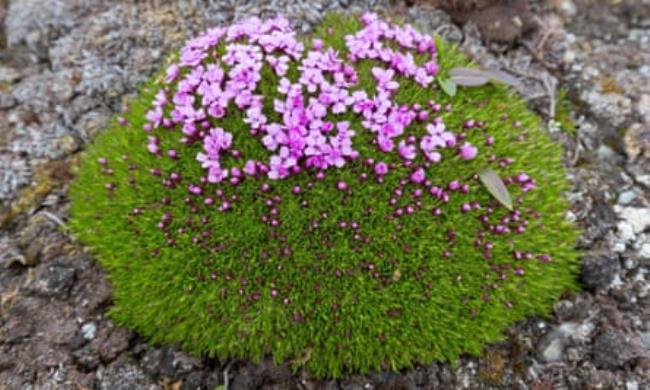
(142, 13, 479, 184)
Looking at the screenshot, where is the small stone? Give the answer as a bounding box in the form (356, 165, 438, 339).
(81, 322, 97, 340)
(639, 332, 650, 350)
(0, 65, 21, 84)
(615, 206, 650, 235)
(597, 144, 618, 162)
(100, 328, 131, 363)
(581, 254, 620, 291)
(564, 347, 581, 362)
(617, 190, 636, 205)
(28, 260, 76, 297)
(592, 330, 632, 369)
(624, 123, 650, 159)
(623, 259, 636, 269)
(617, 221, 636, 244)
(638, 94, 650, 123)
(96, 361, 156, 390)
(0, 238, 27, 268)
(639, 243, 650, 260)
(181, 372, 205, 390)
(540, 337, 564, 362)
(537, 323, 576, 362)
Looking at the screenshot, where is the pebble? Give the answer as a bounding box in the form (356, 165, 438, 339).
(617, 190, 636, 205)
(28, 260, 77, 297)
(592, 330, 631, 369)
(615, 207, 650, 234)
(640, 332, 650, 350)
(638, 242, 650, 259)
(81, 322, 97, 340)
(581, 254, 621, 291)
(537, 323, 576, 363)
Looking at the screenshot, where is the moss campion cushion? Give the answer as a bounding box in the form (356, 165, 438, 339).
(70, 13, 580, 377)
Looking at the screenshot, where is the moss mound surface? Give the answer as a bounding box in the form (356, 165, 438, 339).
(70, 13, 580, 377)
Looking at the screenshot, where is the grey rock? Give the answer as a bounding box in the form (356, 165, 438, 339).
(0, 65, 21, 83)
(0, 92, 17, 109)
(5, 0, 84, 58)
(139, 347, 164, 378)
(640, 331, 650, 350)
(96, 360, 158, 390)
(537, 323, 577, 362)
(579, 89, 633, 128)
(0, 237, 26, 268)
(172, 352, 203, 375)
(581, 254, 621, 291)
(625, 123, 650, 159)
(73, 345, 102, 370)
(592, 330, 632, 369)
(616, 206, 650, 234)
(540, 337, 564, 362)
(68, 332, 89, 350)
(0, 155, 31, 201)
(181, 371, 205, 390)
(2, 298, 37, 343)
(230, 364, 261, 390)
(618, 190, 637, 205)
(638, 94, 650, 123)
(99, 328, 131, 363)
(28, 260, 76, 297)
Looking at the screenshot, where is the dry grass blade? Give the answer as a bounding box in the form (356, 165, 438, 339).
(478, 168, 513, 211)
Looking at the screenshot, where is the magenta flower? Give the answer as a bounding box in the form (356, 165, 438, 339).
(138, 13, 497, 194)
(410, 167, 426, 184)
(459, 143, 478, 160)
(374, 162, 389, 176)
(165, 64, 181, 83)
(398, 140, 417, 160)
(371, 67, 399, 92)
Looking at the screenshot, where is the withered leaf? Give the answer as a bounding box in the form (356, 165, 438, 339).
(478, 168, 513, 211)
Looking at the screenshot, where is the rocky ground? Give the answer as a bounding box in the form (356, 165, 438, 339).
(0, 0, 648, 388)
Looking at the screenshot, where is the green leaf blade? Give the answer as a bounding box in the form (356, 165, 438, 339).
(437, 76, 457, 97)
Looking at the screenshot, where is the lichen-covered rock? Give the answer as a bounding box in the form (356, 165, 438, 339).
(593, 330, 633, 369)
(581, 254, 621, 291)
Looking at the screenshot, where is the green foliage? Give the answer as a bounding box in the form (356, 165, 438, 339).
(69, 14, 580, 377)
(555, 88, 578, 135)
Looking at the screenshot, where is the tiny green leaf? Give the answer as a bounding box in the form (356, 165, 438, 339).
(437, 77, 457, 97)
(478, 168, 513, 211)
(434, 34, 445, 54)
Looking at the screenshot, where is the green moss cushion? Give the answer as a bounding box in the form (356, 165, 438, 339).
(70, 13, 579, 377)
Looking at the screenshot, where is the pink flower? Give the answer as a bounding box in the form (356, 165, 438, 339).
(371, 67, 399, 92)
(459, 143, 478, 160)
(147, 136, 160, 155)
(410, 167, 426, 183)
(243, 160, 257, 176)
(165, 64, 180, 83)
(424, 61, 439, 76)
(374, 162, 389, 175)
(146, 108, 163, 128)
(398, 140, 416, 160)
(377, 136, 394, 152)
(143, 14, 454, 190)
